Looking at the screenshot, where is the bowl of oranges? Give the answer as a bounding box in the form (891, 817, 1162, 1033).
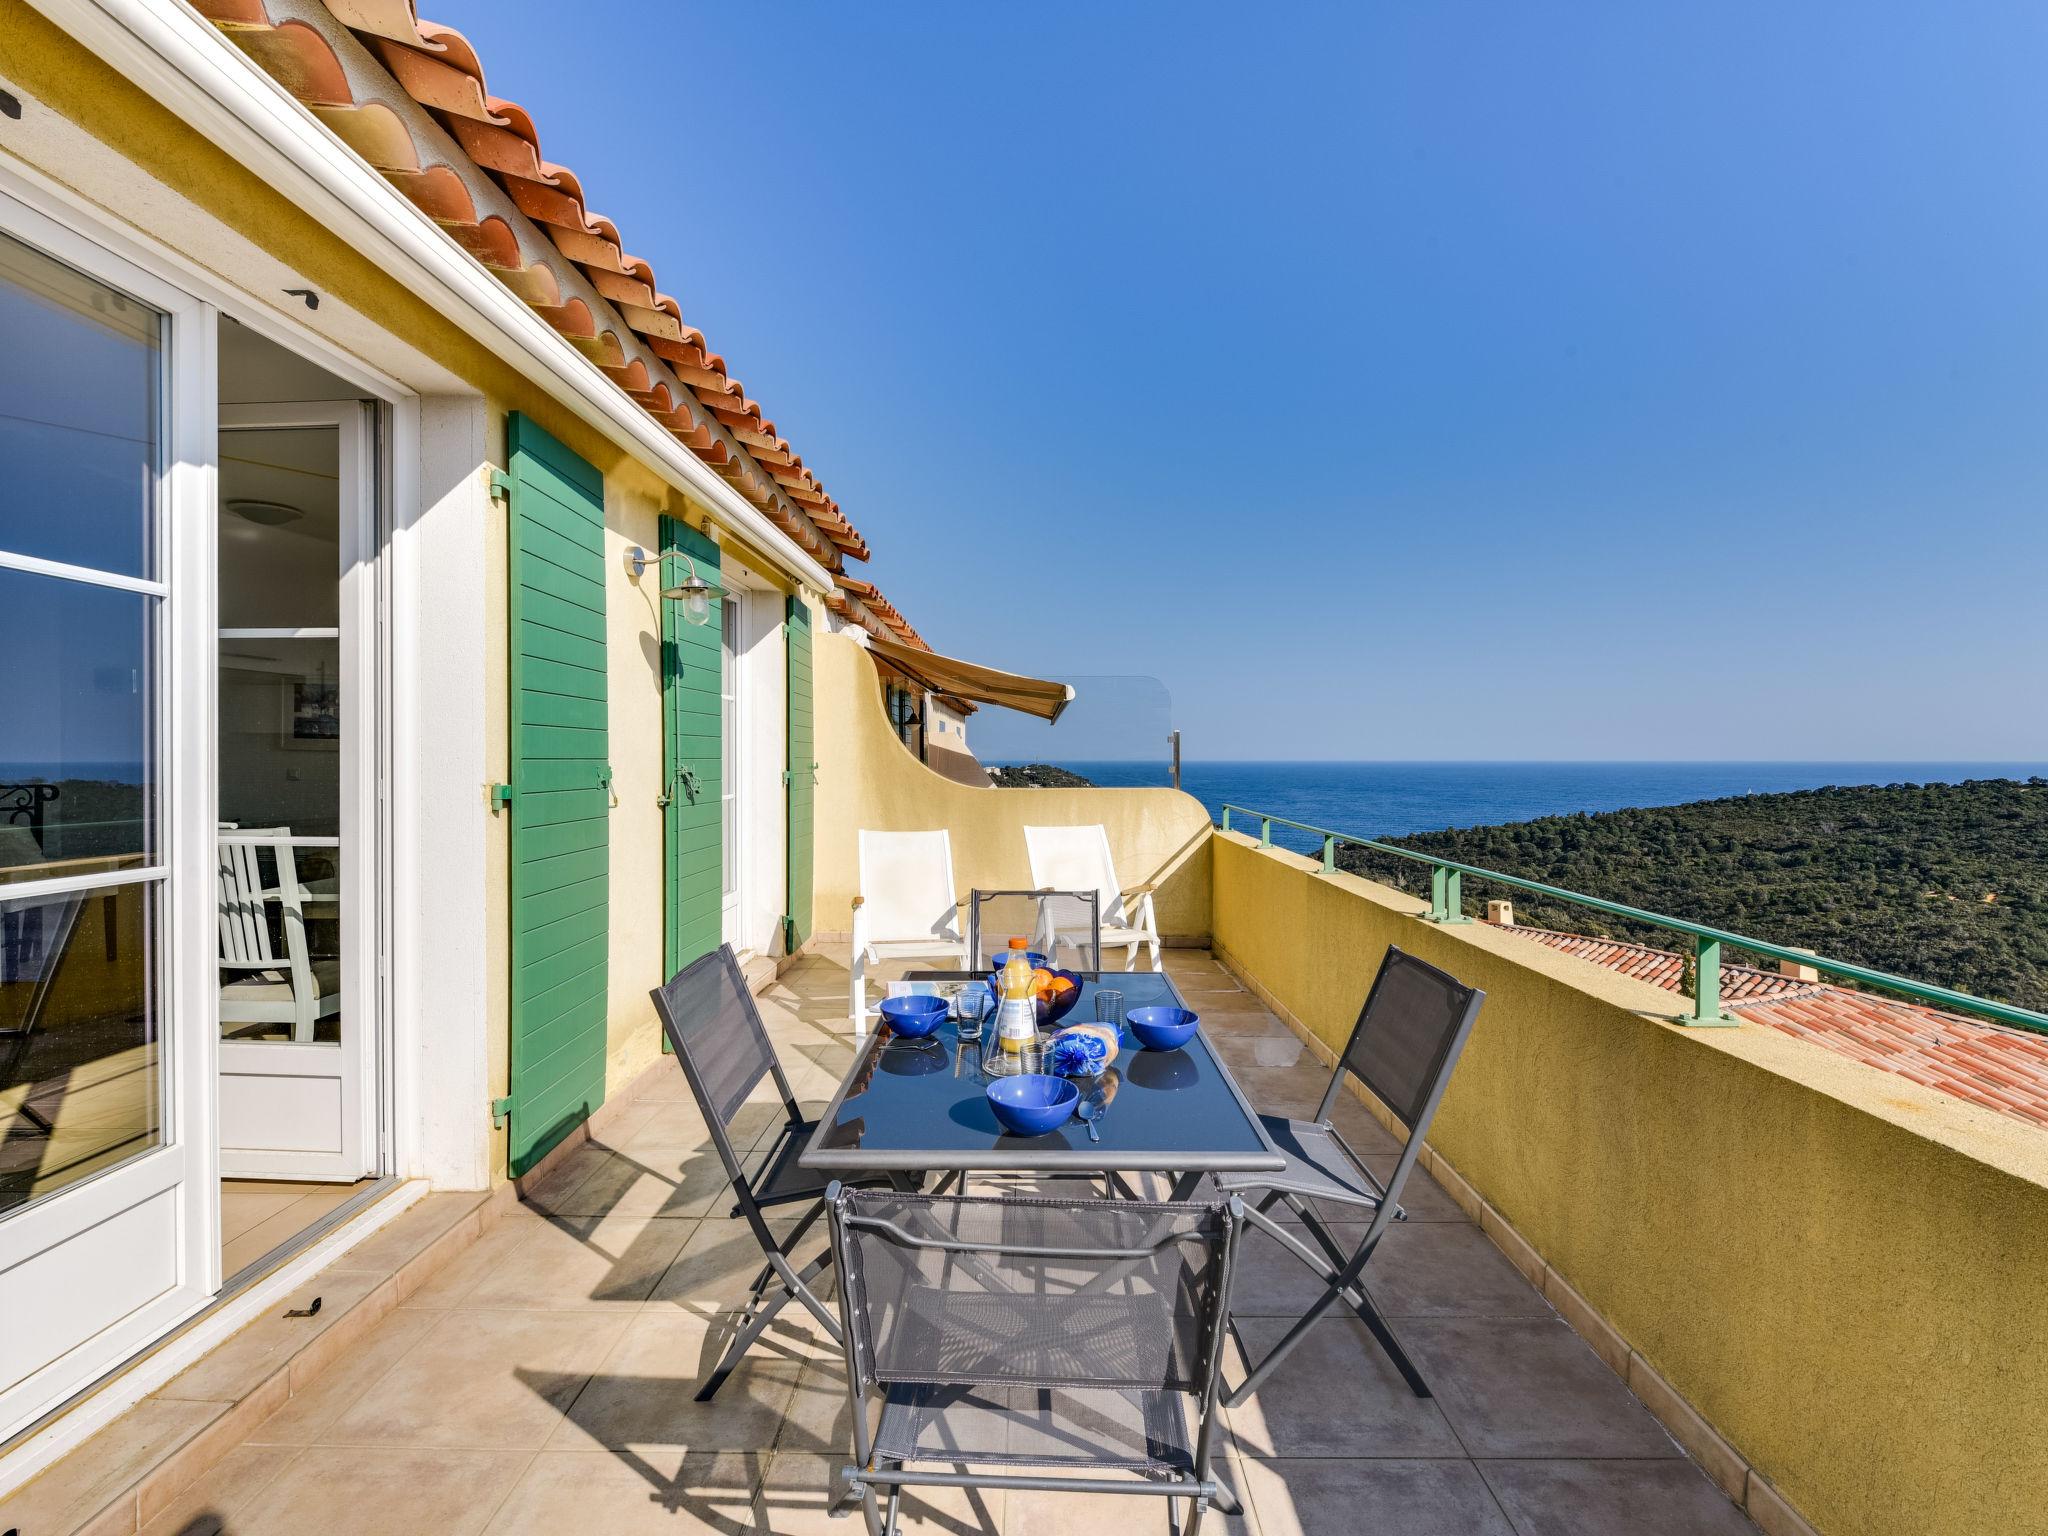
(986, 961, 1085, 1027)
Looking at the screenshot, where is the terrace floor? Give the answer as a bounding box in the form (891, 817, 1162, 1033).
(60, 954, 1760, 1534)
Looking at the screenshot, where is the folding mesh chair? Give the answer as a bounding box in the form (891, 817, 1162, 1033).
(649, 944, 893, 1401)
(967, 888, 1101, 971)
(1214, 944, 1484, 1405)
(826, 1186, 1244, 1536)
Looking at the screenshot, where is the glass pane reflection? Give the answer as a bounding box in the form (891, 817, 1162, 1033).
(1, 880, 161, 1212)
(0, 229, 161, 580)
(0, 568, 156, 886)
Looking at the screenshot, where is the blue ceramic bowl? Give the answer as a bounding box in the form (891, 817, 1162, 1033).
(986, 1074, 1079, 1137)
(1126, 1006, 1200, 1052)
(879, 995, 949, 1039)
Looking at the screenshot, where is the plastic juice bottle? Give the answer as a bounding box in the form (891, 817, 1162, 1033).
(999, 938, 1036, 1053)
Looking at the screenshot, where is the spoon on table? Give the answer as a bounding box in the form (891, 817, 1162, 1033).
(1077, 1088, 1105, 1142)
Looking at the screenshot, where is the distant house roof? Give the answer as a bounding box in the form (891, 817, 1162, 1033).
(1496, 924, 2048, 1131)
(195, 0, 870, 569)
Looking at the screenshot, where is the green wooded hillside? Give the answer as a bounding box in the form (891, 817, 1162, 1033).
(1332, 778, 2048, 1011)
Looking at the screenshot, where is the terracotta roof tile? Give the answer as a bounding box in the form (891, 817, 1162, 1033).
(191, 0, 871, 568)
(831, 575, 927, 650)
(1495, 923, 2048, 1131)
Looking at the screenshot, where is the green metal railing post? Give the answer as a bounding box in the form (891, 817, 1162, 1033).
(1321, 834, 1336, 874)
(1260, 817, 1272, 848)
(1690, 936, 1738, 1026)
(1428, 865, 1448, 921)
(1220, 806, 1232, 833)
(1439, 867, 1472, 924)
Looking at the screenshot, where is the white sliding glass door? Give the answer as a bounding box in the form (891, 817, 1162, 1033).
(215, 404, 375, 1181)
(0, 203, 216, 1439)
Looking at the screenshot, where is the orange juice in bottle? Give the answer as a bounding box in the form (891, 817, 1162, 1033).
(998, 937, 1037, 1053)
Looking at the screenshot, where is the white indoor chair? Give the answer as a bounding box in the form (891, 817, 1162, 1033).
(850, 829, 968, 1033)
(217, 828, 340, 1043)
(1023, 823, 1162, 971)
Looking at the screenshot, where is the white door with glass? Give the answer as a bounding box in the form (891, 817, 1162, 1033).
(215, 404, 375, 1181)
(0, 210, 216, 1439)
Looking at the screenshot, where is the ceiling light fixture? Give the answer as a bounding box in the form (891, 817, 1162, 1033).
(227, 498, 303, 526)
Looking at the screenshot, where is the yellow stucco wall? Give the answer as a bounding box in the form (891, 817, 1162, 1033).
(811, 631, 1213, 943)
(1210, 831, 2048, 1536)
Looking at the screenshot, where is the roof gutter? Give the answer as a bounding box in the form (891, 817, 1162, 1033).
(28, 0, 837, 595)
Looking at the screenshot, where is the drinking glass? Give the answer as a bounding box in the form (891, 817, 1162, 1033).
(1017, 1036, 1047, 1075)
(1094, 989, 1125, 1033)
(954, 983, 988, 1043)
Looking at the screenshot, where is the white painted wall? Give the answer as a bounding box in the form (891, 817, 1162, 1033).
(743, 589, 789, 957)
(392, 397, 492, 1189)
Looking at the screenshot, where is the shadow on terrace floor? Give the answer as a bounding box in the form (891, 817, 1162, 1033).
(131, 953, 1760, 1534)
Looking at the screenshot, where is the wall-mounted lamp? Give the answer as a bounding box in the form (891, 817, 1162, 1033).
(626, 544, 719, 627)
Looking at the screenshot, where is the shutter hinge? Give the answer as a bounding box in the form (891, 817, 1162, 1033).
(490, 1095, 513, 1127)
(488, 469, 513, 502)
(781, 769, 793, 787)
(488, 782, 513, 809)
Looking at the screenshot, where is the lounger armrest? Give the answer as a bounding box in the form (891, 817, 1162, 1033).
(1122, 881, 1159, 898)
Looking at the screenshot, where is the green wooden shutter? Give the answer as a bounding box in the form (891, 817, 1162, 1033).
(506, 413, 610, 1176)
(784, 594, 815, 953)
(661, 515, 722, 977)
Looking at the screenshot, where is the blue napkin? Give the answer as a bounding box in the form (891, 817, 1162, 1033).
(1048, 1029, 1109, 1076)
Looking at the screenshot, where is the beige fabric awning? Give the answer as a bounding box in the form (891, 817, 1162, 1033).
(866, 634, 1075, 723)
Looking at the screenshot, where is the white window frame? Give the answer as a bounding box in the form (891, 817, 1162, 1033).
(0, 180, 220, 1435)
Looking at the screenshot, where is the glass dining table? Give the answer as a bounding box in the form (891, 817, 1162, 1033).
(799, 970, 1284, 1195)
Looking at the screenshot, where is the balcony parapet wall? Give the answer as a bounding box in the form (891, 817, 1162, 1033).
(810, 632, 1212, 943)
(1211, 830, 2048, 1536)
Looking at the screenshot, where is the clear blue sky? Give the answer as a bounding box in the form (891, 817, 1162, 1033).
(431, 2, 2048, 761)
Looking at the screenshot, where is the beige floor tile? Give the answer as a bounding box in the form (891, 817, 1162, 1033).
(325, 1309, 628, 1449)
(586, 1099, 667, 1148)
(511, 1142, 616, 1214)
(220, 1181, 369, 1277)
(401, 1214, 538, 1309)
(323, 1190, 485, 1278)
(550, 1146, 736, 1221)
(1227, 1316, 1464, 1458)
(549, 1312, 803, 1452)
(1241, 1456, 1515, 1536)
(616, 1100, 718, 1150)
(1002, 1455, 1253, 1535)
(247, 1306, 441, 1445)
(158, 1267, 387, 1402)
(771, 1359, 853, 1455)
(644, 1212, 814, 1317)
(454, 1214, 695, 1312)
(0, 1398, 227, 1536)
(229, 1446, 533, 1535)
(1363, 1221, 1558, 1319)
(136, 1442, 298, 1536)
(762, 1450, 1004, 1535)
(219, 1182, 303, 1241)
(483, 1449, 765, 1534)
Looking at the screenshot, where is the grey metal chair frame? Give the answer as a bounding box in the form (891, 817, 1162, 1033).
(1214, 944, 1485, 1406)
(825, 1183, 1245, 1536)
(649, 943, 891, 1402)
(967, 887, 1101, 972)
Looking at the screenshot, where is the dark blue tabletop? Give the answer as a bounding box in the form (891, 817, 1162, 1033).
(799, 971, 1284, 1174)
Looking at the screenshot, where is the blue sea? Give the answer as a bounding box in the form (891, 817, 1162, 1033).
(993, 761, 2048, 854)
